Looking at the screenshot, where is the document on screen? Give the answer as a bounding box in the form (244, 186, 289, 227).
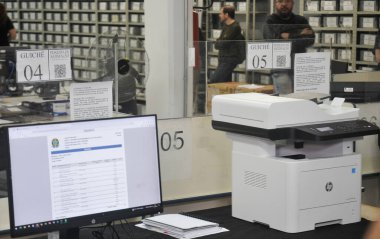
(47, 128, 129, 220)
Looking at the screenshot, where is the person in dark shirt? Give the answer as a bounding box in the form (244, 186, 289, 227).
(263, 0, 315, 94)
(100, 57, 142, 115)
(210, 5, 242, 83)
(0, 3, 16, 46)
(374, 30, 380, 70)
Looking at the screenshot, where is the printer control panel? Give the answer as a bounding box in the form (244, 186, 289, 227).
(294, 120, 379, 141)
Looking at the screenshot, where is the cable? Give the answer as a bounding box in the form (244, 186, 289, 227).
(111, 221, 121, 239)
(119, 220, 134, 239)
(85, 221, 121, 239)
(122, 219, 136, 239)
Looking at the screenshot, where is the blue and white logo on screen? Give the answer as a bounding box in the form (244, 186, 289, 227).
(51, 138, 60, 148)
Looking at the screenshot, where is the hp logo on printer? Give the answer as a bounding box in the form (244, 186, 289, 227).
(325, 182, 334, 192)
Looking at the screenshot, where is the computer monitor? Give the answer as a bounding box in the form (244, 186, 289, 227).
(0, 46, 30, 96)
(331, 60, 349, 75)
(2, 115, 163, 238)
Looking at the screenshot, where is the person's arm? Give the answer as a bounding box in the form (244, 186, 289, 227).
(267, 22, 315, 53)
(287, 18, 315, 50)
(375, 33, 380, 63)
(263, 19, 282, 40)
(6, 18, 16, 41)
(376, 49, 380, 63)
(8, 28, 16, 41)
(128, 65, 143, 85)
(364, 221, 380, 239)
(215, 24, 241, 50)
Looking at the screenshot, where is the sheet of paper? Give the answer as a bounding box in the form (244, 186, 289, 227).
(237, 84, 265, 89)
(247, 42, 291, 70)
(136, 223, 229, 239)
(16, 49, 72, 83)
(294, 52, 331, 94)
(272, 42, 292, 69)
(70, 81, 113, 121)
(331, 97, 345, 107)
(6, 107, 22, 112)
(16, 50, 50, 83)
(0, 119, 14, 124)
(48, 49, 72, 81)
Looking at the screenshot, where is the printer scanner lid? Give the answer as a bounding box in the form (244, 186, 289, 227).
(212, 93, 359, 130)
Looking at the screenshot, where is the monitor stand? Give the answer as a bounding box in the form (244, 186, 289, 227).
(59, 228, 80, 239)
(29, 228, 79, 239)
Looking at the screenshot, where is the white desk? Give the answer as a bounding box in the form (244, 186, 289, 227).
(0, 94, 127, 124)
(0, 94, 69, 106)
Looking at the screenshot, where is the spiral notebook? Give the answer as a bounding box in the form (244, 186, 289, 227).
(137, 213, 228, 239)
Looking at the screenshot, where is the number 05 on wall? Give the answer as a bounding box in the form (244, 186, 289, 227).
(158, 118, 192, 182)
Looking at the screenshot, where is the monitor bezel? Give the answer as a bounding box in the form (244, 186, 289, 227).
(3, 115, 163, 238)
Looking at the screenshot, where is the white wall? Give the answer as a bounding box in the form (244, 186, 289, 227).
(145, 0, 190, 119)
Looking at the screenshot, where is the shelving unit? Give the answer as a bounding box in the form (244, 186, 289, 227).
(301, 0, 380, 72)
(204, 0, 271, 83)
(5, 0, 147, 102)
(126, 0, 145, 102)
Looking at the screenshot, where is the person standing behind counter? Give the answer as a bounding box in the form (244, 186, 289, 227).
(0, 3, 16, 46)
(375, 30, 380, 69)
(210, 5, 245, 83)
(263, 0, 315, 94)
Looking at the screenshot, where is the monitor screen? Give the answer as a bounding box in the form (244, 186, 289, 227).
(3, 115, 162, 237)
(0, 46, 30, 96)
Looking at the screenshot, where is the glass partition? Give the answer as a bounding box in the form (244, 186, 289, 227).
(191, 25, 380, 116)
(0, 27, 379, 117)
(0, 2, 379, 237)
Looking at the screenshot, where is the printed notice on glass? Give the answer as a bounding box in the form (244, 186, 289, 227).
(16, 49, 72, 83)
(294, 52, 331, 94)
(272, 42, 292, 69)
(246, 42, 291, 70)
(70, 81, 113, 121)
(48, 49, 72, 81)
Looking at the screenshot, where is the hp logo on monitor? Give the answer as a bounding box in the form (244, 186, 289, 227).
(325, 182, 334, 192)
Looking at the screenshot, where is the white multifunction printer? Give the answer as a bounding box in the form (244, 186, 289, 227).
(212, 93, 379, 233)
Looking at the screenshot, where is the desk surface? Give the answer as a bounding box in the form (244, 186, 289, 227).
(0, 206, 372, 239)
(81, 206, 370, 239)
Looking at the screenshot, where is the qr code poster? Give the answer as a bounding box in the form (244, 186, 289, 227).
(16, 48, 72, 83)
(272, 42, 291, 69)
(246, 42, 291, 70)
(49, 49, 72, 81)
